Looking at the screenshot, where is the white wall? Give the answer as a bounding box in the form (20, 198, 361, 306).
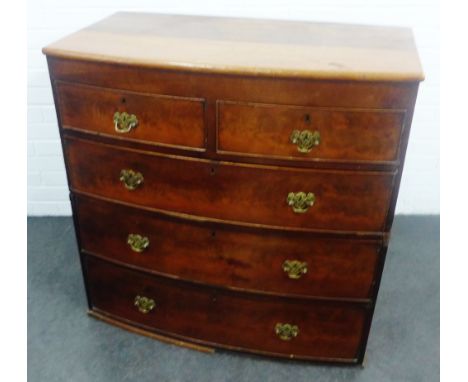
(27, 0, 439, 215)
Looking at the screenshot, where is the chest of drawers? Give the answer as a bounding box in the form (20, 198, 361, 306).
(43, 12, 423, 364)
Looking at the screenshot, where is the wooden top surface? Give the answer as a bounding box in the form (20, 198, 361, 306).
(43, 12, 424, 81)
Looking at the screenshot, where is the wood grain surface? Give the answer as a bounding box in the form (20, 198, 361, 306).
(65, 137, 395, 232)
(217, 100, 405, 162)
(76, 195, 382, 300)
(57, 81, 206, 150)
(85, 254, 368, 362)
(43, 12, 423, 81)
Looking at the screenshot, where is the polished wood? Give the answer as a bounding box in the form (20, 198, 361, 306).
(56, 81, 206, 151)
(44, 13, 423, 365)
(65, 136, 395, 232)
(43, 12, 423, 81)
(75, 195, 382, 300)
(217, 100, 405, 163)
(85, 255, 368, 362)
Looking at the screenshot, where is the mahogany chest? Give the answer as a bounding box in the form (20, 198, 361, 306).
(43, 12, 423, 364)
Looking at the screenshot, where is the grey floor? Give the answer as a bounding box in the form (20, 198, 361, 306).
(28, 216, 439, 382)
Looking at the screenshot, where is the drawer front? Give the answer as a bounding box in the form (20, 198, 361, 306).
(217, 101, 405, 163)
(65, 137, 394, 232)
(85, 255, 367, 361)
(56, 82, 206, 150)
(75, 195, 381, 299)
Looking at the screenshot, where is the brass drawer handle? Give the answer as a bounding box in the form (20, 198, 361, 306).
(119, 169, 144, 190)
(114, 111, 138, 133)
(290, 129, 320, 153)
(275, 323, 299, 341)
(127, 234, 150, 253)
(134, 295, 155, 314)
(282, 260, 307, 279)
(287, 192, 315, 213)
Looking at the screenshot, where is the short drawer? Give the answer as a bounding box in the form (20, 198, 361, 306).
(85, 255, 368, 361)
(217, 100, 405, 163)
(75, 195, 382, 300)
(56, 81, 206, 150)
(65, 137, 395, 232)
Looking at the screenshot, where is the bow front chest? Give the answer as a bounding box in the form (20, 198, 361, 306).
(43, 12, 423, 364)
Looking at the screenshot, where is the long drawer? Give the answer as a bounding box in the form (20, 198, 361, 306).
(65, 137, 395, 232)
(56, 81, 206, 150)
(85, 255, 368, 362)
(75, 195, 382, 300)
